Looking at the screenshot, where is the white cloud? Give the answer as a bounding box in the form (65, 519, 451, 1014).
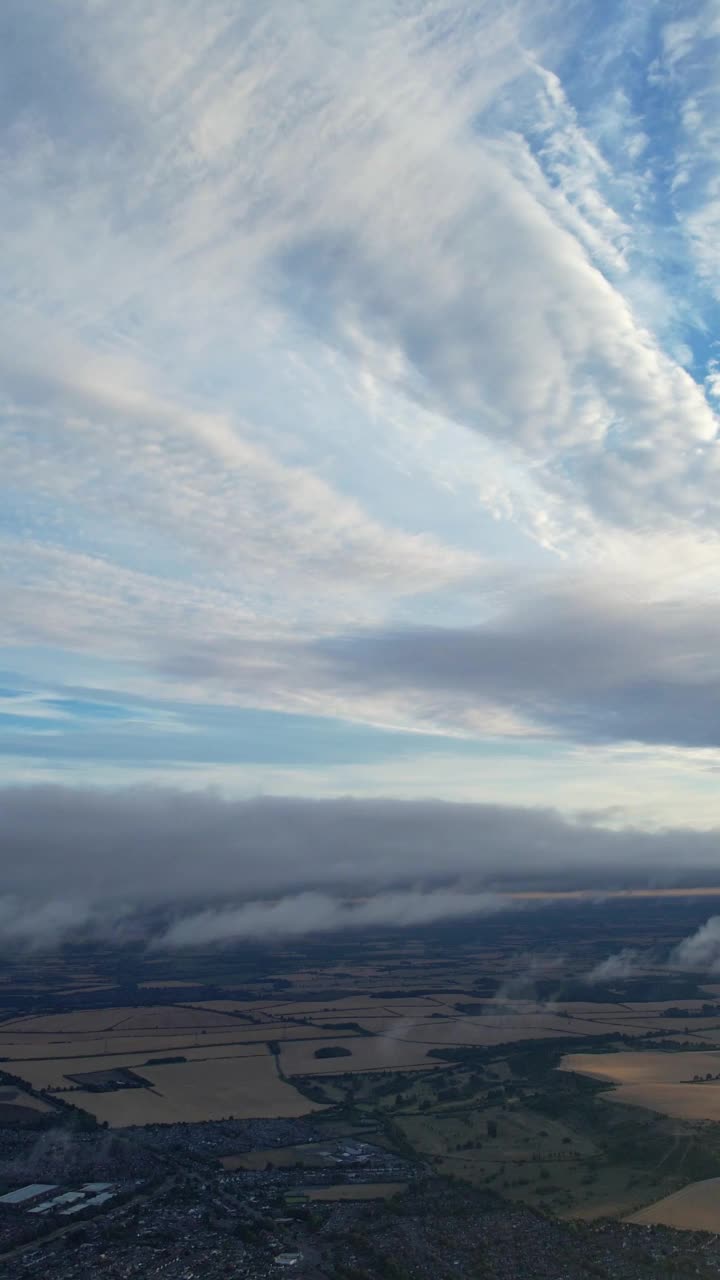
(656, 2, 720, 299)
(0, 334, 477, 618)
(159, 887, 508, 948)
(0, 896, 95, 950)
(586, 948, 644, 984)
(671, 915, 720, 972)
(2, 785, 720, 950)
(2, 0, 720, 816)
(2, 0, 717, 542)
(598, 912, 720, 982)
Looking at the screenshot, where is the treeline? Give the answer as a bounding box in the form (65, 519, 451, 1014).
(0, 1068, 98, 1130)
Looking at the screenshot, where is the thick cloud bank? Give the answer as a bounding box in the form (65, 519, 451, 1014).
(311, 586, 720, 748)
(158, 581, 720, 749)
(2, 785, 720, 948)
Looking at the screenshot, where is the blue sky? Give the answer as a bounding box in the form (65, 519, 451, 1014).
(2, 0, 720, 841)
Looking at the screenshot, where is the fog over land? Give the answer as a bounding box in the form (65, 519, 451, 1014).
(2, 785, 720, 948)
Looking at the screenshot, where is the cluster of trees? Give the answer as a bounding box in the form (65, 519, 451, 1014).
(314, 1045, 352, 1059)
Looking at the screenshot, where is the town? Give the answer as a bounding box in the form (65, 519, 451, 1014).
(2, 1109, 720, 1280)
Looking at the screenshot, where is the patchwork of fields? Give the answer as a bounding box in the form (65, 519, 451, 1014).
(4, 989, 720, 1126)
(67, 1055, 325, 1125)
(6, 899, 720, 1239)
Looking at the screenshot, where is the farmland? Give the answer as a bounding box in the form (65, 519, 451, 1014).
(279, 1035, 448, 1075)
(5, 893, 720, 1226)
(560, 1050, 720, 1121)
(65, 1055, 325, 1125)
(7, 985, 717, 1119)
(0, 977, 686, 1125)
(626, 1177, 720, 1231)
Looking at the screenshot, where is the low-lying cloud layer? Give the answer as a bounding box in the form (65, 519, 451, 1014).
(3, 784, 720, 949)
(159, 888, 507, 949)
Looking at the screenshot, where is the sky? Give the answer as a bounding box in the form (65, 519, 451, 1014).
(2, 1, 720, 934)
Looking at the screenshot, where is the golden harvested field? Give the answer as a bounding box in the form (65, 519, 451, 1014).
(609, 1084, 720, 1121)
(0, 1009, 136, 1034)
(67, 1055, 325, 1125)
(560, 1050, 720, 1085)
(297, 1183, 407, 1200)
(626, 1178, 720, 1231)
(561, 1050, 720, 1121)
(0, 1031, 253, 1058)
(112, 1007, 244, 1030)
(279, 1036, 448, 1075)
